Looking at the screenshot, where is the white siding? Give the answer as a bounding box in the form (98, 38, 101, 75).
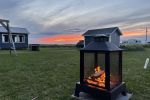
(110, 31, 120, 46)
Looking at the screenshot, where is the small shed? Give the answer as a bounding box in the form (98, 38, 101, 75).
(29, 44, 40, 51)
(83, 27, 122, 47)
(0, 26, 29, 49)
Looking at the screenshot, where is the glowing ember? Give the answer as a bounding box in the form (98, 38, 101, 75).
(86, 66, 106, 87)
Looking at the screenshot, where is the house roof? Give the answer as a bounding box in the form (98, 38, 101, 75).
(81, 41, 122, 51)
(0, 26, 29, 34)
(83, 27, 122, 36)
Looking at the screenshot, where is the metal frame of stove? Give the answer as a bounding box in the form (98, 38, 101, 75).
(74, 47, 127, 100)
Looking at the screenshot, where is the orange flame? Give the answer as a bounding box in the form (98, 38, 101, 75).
(86, 66, 106, 87)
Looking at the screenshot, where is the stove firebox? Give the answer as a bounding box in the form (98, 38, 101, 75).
(74, 36, 127, 100)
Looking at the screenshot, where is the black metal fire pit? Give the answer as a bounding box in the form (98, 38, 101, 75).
(74, 36, 127, 100)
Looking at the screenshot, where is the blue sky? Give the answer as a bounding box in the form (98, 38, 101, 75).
(0, 0, 150, 43)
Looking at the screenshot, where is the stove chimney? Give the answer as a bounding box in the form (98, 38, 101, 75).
(81, 34, 121, 51)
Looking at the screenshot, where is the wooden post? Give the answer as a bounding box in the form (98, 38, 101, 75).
(0, 19, 16, 55)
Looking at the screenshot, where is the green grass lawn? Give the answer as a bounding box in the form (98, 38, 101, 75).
(0, 47, 150, 100)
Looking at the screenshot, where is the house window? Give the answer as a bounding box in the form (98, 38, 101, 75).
(2, 34, 9, 43)
(18, 35, 25, 43)
(12, 35, 17, 42)
(2, 34, 26, 43)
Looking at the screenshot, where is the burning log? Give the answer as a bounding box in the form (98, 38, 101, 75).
(92, 70, 105, 78)
(85, 66, 106, 87)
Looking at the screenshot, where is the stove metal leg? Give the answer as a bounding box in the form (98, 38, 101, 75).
(121, 91, 127, 96)
(74, 82, 81, 97)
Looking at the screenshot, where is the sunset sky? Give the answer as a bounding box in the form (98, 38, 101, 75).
(0, 0, 150, 44)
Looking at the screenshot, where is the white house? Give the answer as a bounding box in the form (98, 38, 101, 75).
(121, 39, 141, 45)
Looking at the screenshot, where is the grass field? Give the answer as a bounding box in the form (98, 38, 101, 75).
(0, 47, 150, 100)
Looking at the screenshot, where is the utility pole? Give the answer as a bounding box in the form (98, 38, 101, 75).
(146, 27, 148, 42)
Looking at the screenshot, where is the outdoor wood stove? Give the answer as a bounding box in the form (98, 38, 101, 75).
(74, 36, 127, 100)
